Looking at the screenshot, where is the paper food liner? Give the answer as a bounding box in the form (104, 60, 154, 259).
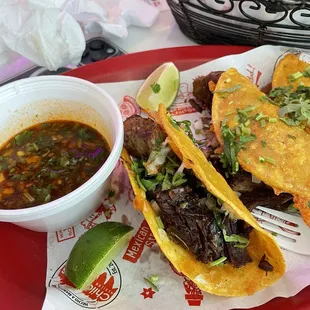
(43, 45, 310, 310)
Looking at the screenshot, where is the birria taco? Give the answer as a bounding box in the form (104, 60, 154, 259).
(121, 105, 285, 297)
(210, 54, 310, 226)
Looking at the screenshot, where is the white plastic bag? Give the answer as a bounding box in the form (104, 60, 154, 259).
(0, 0, 159, 70)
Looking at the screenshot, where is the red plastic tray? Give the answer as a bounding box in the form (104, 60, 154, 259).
(1, 45, 309, 310)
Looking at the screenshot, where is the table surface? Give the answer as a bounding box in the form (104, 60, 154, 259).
(1, 45, 310, 310)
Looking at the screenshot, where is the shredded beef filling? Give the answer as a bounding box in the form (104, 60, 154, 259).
(191, 71, 224, 112)
(123, 115, 254, 268)
(153, 186, 252, 267)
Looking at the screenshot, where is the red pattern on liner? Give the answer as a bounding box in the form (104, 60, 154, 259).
(58, 265, 119, 302)
(246, 64, 262, 87)
(141, 287, 156, 299)
(84, 272, 118, 302)
(119, 95, 141, 120)
(123, 220, 155, 263)
(56, 227, 75, 242)
(170, 106, 197, 116)
(169, 262, 204, 306)
(80, 203, 116, 229)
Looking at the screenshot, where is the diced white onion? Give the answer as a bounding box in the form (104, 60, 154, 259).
(193, 119, 203, 131)
(158, 229, 169, 242)
(176, 162, 185, 174)
(194, 275, 208, 285)
(234, 191, 241, 197)
(251, 174, 261, 184)
(151, 200, 161, 214)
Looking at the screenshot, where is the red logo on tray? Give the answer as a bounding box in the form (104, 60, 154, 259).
(81, 203, 116, 230)
(246, 64, 262, 87)
(119, 95, 141, 119)
(169, 263, 204, 306)
(56, 227, 76, 243)
(122, 220, 156, 263)
(49, 260, 121, 308)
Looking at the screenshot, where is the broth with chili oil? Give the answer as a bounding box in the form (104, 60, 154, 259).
(0, 121, 110, 209)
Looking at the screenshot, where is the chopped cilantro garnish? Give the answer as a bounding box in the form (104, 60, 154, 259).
(14, 130, 33, 146)
(255, 112, 267, 121)
(149, 275, 159, 282)
(209, 256, 227, 267)
(279, 117, 301, 126)
(259, 156, 275, 164)
(223, 229, 249, 247)
(241, 126, 251, 135)
(220, 123, 256, 175)
(168, 114, 179, 129)
(172, 172, 187, 187)
(143, 277, 159, 292)
(288, 71, 303, 82)
(167, 116, 196, 143)
(150, 82, 161, 94)
(261, 140, 267, 148)
(258, 95, 274, 104)
(78, 127, 91, 140)
(214, 84, 242, 93)
(260, 119, 266, 127)
(241, 105, 256, 113)
(108, 189, 115, 197)
(239, 135, 256, 144)
(287, 134, 296, 140)
(141, 178, 159, 191)
(50, 171, 57, 179)
(269, 85, 310, 126)
(162, 172, 172, 190)
(303, 66, 310, 77)
(177, 120, 196, 143)
(268, 117, 277, 123)
(156, 173, 165, 182)
(156, 216, 164, 229)
(136, 175, 147, 191)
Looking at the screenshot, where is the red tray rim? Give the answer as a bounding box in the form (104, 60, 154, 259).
(1, 44, 309, 310)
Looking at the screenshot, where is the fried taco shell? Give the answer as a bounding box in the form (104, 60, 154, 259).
(121, 105, 285, 297)
(213, 68, 310, 199)
(272, 54, 310, 89)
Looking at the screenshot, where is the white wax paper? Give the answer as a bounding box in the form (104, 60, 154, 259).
(43, 45, 310, 310)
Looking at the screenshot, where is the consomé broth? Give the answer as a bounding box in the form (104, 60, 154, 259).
(0, 121, 110, 209)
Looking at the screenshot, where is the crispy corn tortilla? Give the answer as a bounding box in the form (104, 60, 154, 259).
(272, 54, 310, 219)
(212, 68, 310, 203)
(121, 105, 285, 297)
(272, 54, 310, 89)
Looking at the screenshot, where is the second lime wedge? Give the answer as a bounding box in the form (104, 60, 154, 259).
(136, 62, 180, 111)
(65, 221, 134, 290)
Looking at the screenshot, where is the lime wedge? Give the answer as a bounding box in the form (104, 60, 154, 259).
(65, 222, 134, 290)
(136, 62, 180, 111)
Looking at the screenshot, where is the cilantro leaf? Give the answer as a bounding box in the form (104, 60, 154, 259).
(214, 84, 242, 93)
(172, 172, 187, 187)
(151, 83, 161, 94)
(14, 130, 33, 146)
